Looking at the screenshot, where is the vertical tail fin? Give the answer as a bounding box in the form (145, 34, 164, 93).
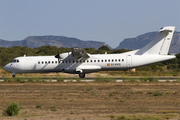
(135, 26, 175, 55)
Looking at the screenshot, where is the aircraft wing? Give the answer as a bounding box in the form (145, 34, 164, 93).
(55, 48, 90, 60)
(72, 48, 89, 59)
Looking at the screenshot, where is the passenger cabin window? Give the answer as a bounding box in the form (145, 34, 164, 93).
(105, 60, 107, 62)
(108, 59, 110, 62)
(48, 61, 50, 64)
(119, 59, 121, 62)
(122, 59, 124, 62)
(98, 60, 100, 62)
(42, 61, 44, 64)
(38, 62, 40, 64)
(94, 60, 96, 62)
(55, 61, 57, 64)
(52, 61, 54, 64)
(101, 60, 103, 62)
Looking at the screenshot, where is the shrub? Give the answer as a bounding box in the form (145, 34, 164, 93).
(109, 93, 113, 96)
(95, 74, 104, 82)
(50, 106, 57, 111)
(3, 102, 21, 116)
(56, 76, 64, 82)
(95, 74, 113, 82)
(103, 78, 112, 82)
(118, 100, 125, 102)
(34, 77, 41, 82)
(140, 77, 148, 82)
(148, 77, 158, 82)
(9, 78, 14, 83)
(98, 45, 110, 51)
(153, 91, 162, 96)
(167, 64, 178, 70)
(15, 77, 21, 82)
(85, 85, 93, 92)
(36, 105, 41, 108)
(27, 78, 34, 82)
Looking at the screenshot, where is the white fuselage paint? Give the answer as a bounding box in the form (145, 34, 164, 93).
(3, 53, 175, 74)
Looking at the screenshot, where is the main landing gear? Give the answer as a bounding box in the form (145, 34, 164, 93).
(79, 73, 85, 78)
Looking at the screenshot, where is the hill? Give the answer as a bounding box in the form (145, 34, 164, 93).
(0, 36, 111, 49)
(116, 32, 180, 53)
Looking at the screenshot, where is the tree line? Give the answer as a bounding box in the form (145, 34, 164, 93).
(0, 45, 179, 71)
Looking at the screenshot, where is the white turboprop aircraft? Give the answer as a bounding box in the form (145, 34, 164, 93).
(3, 26, 176, 78)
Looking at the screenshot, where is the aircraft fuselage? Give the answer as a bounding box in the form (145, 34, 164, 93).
(3, 53, 175, 74)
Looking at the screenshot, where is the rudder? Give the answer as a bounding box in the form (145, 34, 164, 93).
(135, 26, 175, 55)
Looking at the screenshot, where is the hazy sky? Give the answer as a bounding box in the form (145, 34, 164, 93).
(0, 0, 180, 48)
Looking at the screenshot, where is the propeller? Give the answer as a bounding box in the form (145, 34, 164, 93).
(55, 51, 61, 63)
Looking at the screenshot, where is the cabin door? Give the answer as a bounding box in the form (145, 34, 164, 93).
(127, 55, 132, 67)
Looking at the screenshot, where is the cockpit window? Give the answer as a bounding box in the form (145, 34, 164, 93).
(11, 59, 19, 63)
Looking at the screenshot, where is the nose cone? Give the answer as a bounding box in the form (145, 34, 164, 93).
(3, 64, 12, 72)
(3, 65, 8, 71)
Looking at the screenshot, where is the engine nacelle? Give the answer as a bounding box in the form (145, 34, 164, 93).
(72, 48, 86, 58)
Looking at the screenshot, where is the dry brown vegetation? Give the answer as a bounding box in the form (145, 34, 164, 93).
(0, 82, 180, 120)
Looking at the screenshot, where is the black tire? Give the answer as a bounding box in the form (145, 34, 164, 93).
(79, 73, 85, 78)
(12, 75, 15, 78)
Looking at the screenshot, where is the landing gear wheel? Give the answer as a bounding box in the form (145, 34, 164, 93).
(12, 73, 16, 78)
(79, 73, 85, 78)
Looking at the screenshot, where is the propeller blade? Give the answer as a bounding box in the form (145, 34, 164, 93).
(55, 50, 61, 63)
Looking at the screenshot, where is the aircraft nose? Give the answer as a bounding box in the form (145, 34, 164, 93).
(3, 65, 8, 71)
(3, 64, 11, 72)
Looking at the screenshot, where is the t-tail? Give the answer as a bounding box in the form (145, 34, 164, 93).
(135, 26, 175, 55)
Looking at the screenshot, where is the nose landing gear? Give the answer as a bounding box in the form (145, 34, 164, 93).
(12, 73, 16, 78)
